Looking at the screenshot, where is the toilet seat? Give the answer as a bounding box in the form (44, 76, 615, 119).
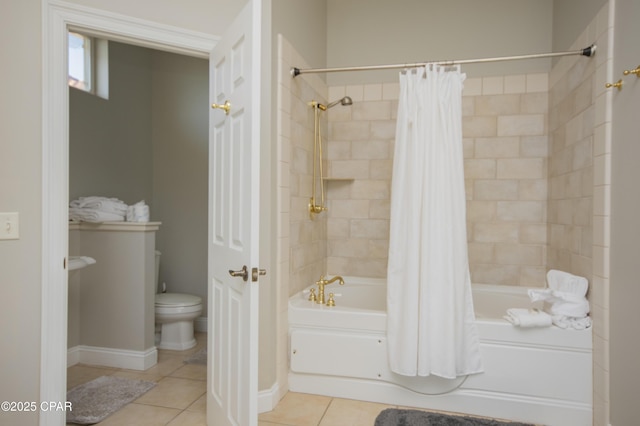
(155, 293, 201, 307)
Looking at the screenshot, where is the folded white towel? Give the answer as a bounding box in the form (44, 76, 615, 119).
(504, 308, 552, 327)
(69, 207, 125, 223)
(70, 196, 128, 215)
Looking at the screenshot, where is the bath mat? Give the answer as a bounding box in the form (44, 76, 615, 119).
(374, 408, 534, 426)
(66, 376, 155, 424)
(184, 348, 207, 365)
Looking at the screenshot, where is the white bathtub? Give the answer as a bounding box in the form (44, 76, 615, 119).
(288, 277, 592, 426)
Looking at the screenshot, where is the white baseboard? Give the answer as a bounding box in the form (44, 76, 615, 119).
(258, 382, 285, 414)
(194, 316, 208, 332)
(67, 345, 158, 371)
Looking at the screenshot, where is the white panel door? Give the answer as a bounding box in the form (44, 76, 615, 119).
(207, 1, 261, 425)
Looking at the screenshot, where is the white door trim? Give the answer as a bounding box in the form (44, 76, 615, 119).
(41, 2, 217, 425)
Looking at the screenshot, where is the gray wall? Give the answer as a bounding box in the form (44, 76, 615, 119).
(610, 1, 639, 425)
(70, 42, 209, 314)
(326, 0, 554, 85)
(0, 2, 44, 425)
(552, 0, 607, 52)
(70, 42, 154, 204)
(272, 0, 327, 71)
(151, 50, 209, 312)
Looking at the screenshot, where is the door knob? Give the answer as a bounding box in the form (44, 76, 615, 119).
(229, 265, 248, 281)
(211, 100, 231, 115)
(252, 267, 267, 282)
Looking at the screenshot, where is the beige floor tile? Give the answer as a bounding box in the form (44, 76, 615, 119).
(135, 377, 206, 410)
(96, 403, 180, 425)
(112, 370, 164, 383)
(170, 363, 207, 381)
(137, 354, 185, 377)
(166, 409, 207, 426)
(66, 365, 117, 390)
(186, 394, 206, 413)
(319, 398, 394, 426)
(258, 421, 286, 426)
(258, 392, 331, 426)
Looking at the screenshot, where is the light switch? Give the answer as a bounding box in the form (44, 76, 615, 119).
(0, 212, 19, 240)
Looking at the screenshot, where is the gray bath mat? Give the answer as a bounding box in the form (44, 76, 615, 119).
(66, 376, 155, 424)
(184, 348, 207, 365)
(374, 408, 534, 426)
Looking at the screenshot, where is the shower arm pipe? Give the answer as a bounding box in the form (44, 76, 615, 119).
(291, 44, 596, 77)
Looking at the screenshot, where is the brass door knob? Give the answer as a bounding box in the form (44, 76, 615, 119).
(211, 100, 231, 115)
(229, 265, 248, 281)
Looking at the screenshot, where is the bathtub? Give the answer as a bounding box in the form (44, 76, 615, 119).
(288, 277, 592, 426)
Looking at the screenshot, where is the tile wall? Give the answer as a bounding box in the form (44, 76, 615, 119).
(326, 73, 551, 286)
(548, 3, 613, 424)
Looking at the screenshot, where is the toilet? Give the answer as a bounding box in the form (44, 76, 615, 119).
(154, 251, 203, 350)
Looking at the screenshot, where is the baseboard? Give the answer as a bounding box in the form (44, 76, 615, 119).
(67, 345, 158, 371)
(258, 382, 285, 414)
(67, 346, 80, 367)
(194, 316, 208, 333)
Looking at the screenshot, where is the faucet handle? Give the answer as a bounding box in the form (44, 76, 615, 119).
(326, 293, 336, 307)
(308, 288, 317, 302)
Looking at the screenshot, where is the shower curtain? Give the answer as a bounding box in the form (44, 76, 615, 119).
(387, 65, 483, 379)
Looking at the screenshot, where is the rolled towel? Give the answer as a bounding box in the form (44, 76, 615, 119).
(546, 269, 588, 297)
(504, 308, 552, 327)
(551, 315, 592, 330)
(127, 200, 150, 222)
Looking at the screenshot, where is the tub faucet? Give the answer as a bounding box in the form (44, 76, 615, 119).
(315, 275, 344, 305)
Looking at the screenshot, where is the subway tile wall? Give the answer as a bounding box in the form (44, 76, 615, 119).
(326, 74, 551, 286)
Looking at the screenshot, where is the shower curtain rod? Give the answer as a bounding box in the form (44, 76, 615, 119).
(291, 44, 596, 77)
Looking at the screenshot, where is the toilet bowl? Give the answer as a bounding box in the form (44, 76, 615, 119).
(154, 251, 203, 350)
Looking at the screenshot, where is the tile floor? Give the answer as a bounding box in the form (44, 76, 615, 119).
(66, 332, 516, 425)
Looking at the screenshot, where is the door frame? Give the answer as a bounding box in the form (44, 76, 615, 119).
(41, 2, 217, 424)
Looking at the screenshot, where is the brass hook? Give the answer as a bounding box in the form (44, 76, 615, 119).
(623, 65, 640, 77)
(605, 79, 623, 91)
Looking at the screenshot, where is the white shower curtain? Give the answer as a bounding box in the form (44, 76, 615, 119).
(387, 65, 483, 379)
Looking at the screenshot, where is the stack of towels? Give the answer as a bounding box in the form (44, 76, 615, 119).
(505, 270, 592, 330)
(126, 200, 150, 222)
(69, 197, 128, 222)
(69, 197, 150, 223)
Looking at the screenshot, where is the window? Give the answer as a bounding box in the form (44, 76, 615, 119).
(68, 32, 92, 91)
(68, 32, 109, 99)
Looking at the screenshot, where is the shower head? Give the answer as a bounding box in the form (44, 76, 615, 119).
(322, 96, 353, 110)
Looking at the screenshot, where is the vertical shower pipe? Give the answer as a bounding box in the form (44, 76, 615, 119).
(309, 101, 326, 217)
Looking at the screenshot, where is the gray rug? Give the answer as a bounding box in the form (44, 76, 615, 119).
(184, 348, 207, 365)
(374, 408, 534, 426)
(66, 376, 155, 424)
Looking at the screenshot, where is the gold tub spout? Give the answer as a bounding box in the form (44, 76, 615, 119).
(315, 275, 345, 305)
